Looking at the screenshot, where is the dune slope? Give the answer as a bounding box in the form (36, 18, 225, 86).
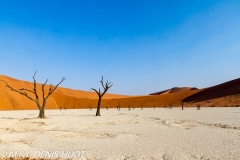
(1, 74, 240, 110)
(0, 75, 130, 110)
(183, 78, 240, 103)
(150, 87, 198, 95)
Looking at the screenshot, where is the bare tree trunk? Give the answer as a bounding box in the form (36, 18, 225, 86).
(96, 96, 102, 116)
(38, 107, 45, 118)
(91, 75, 113, 116)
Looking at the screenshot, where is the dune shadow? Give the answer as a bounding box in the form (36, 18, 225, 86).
(183, 78, 240, 102)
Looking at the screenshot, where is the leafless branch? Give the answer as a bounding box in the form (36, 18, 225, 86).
(33, 71, 37, 78)
(100, 75, 105, 90)
(0, 71, 66, 118)
(0, 79, 37, 103)
(32, 71, 39, 102)
(90, 88, 100, 96)
(42, 79, 48, 106)
(19, 88, 35, 94)
(91, 75, 113, 116)
(46, 77, 66, 99)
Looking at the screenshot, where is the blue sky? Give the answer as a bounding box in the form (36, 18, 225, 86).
(0, 0, 240, 95)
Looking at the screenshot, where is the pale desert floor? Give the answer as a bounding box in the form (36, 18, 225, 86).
(0, 107, 240, 160)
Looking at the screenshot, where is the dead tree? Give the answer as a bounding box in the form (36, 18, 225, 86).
(91, 75, 113, 116)
(0, 71, 65, 118)
(197, 103, 201, 110)
(106, 101, 111, 110)
(169, 103, 173, 109)
(181, 102, 184, 110)
(128, 105, 131, 111)
(116, 103, 121, 111)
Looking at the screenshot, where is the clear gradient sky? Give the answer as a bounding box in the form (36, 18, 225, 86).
(0, 0, 240, 95)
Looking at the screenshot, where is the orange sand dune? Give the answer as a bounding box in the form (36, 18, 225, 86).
(54, 86, 131, 99)
(50, 89, 201, 109)
(150, 87, 198, 95)
(1, 74, 240, 110)
(0, 75, 131, 110)
(103, 89, 202, 108)
(0, 75, 202, 110)
(183, 78, 240, 107)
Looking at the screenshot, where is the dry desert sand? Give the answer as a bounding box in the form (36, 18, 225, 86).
(0, 108, 240, 160)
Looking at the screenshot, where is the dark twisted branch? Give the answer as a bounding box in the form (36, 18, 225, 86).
(90, 88, 100, 96)
(90, 75, 113, 116)
(100, 76, 105, 90)
(41, 79, 48, 107)
(0, 79, 37, 103)
(46, 77, 66, 99)
(33, 71, 39, 103)
(42, 79, 48, 103)
(0, 72, 65, 104)
(93, 75, 113, 97)
(19, 88, 35, 94)
(0, 71, 65, 118)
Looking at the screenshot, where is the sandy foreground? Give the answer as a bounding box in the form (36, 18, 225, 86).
(0, 108, 240, 160)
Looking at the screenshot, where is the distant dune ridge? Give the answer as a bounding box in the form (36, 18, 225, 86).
(149, 87, 198, 95)
(0, 74, 240, 110)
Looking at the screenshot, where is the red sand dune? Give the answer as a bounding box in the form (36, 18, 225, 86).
(0, 75, 131, 110)
(183, 78, 240, 107)
(51, 89, 201, 109)
(0, 74, 240, 110)
(150, 87, 198, 95)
